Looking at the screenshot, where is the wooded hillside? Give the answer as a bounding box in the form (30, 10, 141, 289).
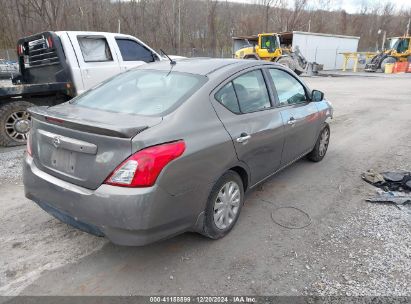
(0, 0, 410, 55)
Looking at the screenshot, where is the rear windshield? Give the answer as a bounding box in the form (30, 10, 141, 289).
(72, 69, 206, 116)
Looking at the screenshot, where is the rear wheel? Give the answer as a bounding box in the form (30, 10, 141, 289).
(0, 101, 34, 147)
(202, 170, 244, 239)
(307, 123, 330, 162)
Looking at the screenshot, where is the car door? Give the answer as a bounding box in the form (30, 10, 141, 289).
(211, 69, 285, 185)
(114, 38, 159, 72)
(267, 68, 321, 166)
(68, 33, 122, 90)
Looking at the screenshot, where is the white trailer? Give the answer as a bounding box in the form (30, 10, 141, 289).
(282, 31, 360, 70)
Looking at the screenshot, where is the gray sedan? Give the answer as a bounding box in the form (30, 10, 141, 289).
(23, 59, 333, 246)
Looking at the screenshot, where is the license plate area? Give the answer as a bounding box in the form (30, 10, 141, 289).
(50, 148, 77, 174)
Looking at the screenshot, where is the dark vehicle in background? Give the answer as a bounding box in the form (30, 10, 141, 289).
(23, 58, 333, 246)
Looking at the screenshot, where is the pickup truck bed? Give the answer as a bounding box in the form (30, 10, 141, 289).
(0, 30, 167, 146)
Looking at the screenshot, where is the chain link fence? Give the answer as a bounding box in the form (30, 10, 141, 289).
(0, 49, 18, 61)
(161, 47, 233, 58)
(0, 49, 18, 80)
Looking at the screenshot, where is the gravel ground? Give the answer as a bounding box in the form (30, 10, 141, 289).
(0, 74, 410, 297)
(0, 148, 25, 185)
(305, 137, 411, 296)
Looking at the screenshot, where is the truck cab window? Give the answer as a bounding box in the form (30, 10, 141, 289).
(116, 39, 156, 63)
(78, 36, 113, 62)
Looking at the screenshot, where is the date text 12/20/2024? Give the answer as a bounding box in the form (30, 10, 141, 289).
(149, 296, 257, 303)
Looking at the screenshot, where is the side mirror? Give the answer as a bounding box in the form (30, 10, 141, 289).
(311, 90, 324, 102)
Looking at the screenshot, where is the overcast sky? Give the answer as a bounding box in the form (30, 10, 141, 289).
(226, 0, 411, 13)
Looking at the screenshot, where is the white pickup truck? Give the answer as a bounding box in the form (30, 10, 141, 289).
(0, 31, 177, 146)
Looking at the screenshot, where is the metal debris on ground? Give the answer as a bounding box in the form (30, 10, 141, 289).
(363, 170, 411, 209)
(367, 189, 411, 207)
(362, 169, 411, 192)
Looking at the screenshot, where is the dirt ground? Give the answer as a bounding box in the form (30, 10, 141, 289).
(0, 74, 410, 296)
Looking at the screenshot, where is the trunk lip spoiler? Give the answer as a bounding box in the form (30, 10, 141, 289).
(28, 107, 149, 138)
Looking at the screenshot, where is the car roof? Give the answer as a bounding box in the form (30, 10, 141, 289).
(139, 58, 281, 76)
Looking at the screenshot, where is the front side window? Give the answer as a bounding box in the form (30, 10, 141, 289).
(261, 35, 278, 50)
(268, 69, 307, 106)
(116, 39, 155, 62)
(232, 70, 271, 113)
(78, 36, 113, 62)
(72, 70, 206, 116)
(395, 39, 410, 53)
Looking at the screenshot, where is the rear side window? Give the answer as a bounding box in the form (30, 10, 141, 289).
(232, 70, 271, 113)
(268, 69, 306, 106)
(72, 70, 206, 116)
(116, 39, 155, 62)
(78, 36, 113, 62)
(215, 82, 240, 114)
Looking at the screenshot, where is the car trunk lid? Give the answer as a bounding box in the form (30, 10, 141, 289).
(29, 105, 162, 190)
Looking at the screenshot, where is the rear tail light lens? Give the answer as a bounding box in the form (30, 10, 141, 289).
(27, 132, 32, 156)
(46, 36, 53, 49)
(17, 44, 23, 56)
(105, 141, 185, 187)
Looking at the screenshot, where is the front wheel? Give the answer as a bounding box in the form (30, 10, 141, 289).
(0, 101, 34, 147)
(277, 56, 296, 71)
(380, 56, 396, 72)
(202, 170, 244, 239)
(307, 123, 330, 162)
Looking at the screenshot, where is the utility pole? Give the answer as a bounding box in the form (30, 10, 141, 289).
(118, 19, 121, 33)
(308, 19, 311, 32)
(407, 18, 410, 36)
(178, 0, 181, 55)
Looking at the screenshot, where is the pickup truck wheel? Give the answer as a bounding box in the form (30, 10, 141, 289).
(0, 101, 34, 147)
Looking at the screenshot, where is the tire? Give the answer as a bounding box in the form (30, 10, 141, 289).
(202, 170, 244, 239)
(380, 56, 396, 72)
(0, 100, 34, 147)
(307, 123, 330, 162)
(277, 56, 296, 72)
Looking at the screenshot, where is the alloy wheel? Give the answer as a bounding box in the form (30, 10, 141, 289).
(5, 110, 31, 142)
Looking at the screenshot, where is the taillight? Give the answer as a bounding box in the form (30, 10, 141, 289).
(17, 44, 23, 56)
(27, 132, 32, 156)
(105, 141, 185, 187)
(46, 36, 53, 49)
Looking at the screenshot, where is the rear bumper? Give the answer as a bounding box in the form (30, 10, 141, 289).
(23, 155, 206, 246)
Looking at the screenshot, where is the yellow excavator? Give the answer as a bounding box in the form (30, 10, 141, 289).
(365, 35, 411, 72)
(233, 32, 309, 75)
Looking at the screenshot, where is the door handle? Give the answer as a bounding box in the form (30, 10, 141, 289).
(236, 133, 251, 144)
(287, 117, 297, 125)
